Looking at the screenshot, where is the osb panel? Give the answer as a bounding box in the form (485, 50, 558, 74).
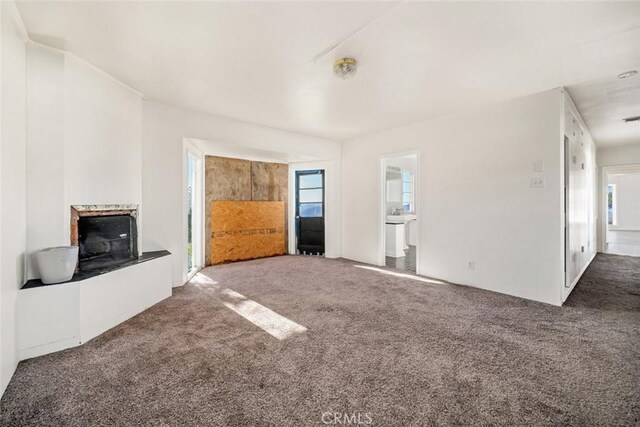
(204, 156, 252, 266)
(251, 161, 288, 202)
(211, 201, 286, 265)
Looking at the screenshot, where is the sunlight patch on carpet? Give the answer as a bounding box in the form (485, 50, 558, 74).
(190, 273, 219, 286)
(218, 288, 308, 340)
(354, 265, 446, 284)
(191, 273, 307, 340)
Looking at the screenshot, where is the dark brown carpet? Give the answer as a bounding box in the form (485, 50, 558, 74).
(1, 254, 639, 426)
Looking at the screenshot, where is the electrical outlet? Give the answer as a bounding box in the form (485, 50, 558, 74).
(467, 261, 475, 270)
(530, 177, 545, 188)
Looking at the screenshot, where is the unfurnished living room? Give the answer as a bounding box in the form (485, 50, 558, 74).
(1, 1, 639, 426)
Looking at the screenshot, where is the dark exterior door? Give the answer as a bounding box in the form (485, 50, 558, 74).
(296, 170, 325, 255)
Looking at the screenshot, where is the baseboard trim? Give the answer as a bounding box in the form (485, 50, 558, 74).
(19, 336, 81, 361)
(562, 252, 596, 303)
(0, 360, 19, 399)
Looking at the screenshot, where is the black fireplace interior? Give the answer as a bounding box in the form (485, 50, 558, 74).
(78, 214, 138, 271)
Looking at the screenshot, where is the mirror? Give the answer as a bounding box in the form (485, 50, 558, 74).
(386, 169, 402, 203)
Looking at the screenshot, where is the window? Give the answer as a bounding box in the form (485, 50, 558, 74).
(297, 172, 324, 218)
(402, 171, 414, 213)
(607, 184, 617, 226)
(187, 156, 195, 271)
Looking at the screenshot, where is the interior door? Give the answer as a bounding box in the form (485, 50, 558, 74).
(296, 170, 325, 255)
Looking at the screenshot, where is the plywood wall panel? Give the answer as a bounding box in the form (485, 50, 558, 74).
(211, 201, 286, 264)
(204, 156, 252, 265)
(204, 156, 288, 266)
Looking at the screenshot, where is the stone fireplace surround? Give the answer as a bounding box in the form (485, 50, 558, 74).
(70, 204, 140, 272)
(70, 204, 140, 250)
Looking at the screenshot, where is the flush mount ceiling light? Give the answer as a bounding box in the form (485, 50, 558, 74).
(623, 115, 640, 123)
(333, 58, 358, 80)
(617, 70, 638, 79)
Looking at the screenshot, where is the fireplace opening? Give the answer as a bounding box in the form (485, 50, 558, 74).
(78, 214, 138, 272)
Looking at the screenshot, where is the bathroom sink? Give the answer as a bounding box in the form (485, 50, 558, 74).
(386, 214, 417, 222)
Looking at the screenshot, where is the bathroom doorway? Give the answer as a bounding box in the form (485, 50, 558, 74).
(380, 152, 420, 274)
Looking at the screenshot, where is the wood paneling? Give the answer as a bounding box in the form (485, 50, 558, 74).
(211, 201, 286, 265)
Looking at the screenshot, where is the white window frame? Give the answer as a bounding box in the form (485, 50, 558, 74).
(402, 171, 415, 213)
(184, 143, 204, 283)
(607, 183, 617, 226)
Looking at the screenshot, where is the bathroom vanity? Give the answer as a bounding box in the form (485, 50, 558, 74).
(385, 214, 417, 257)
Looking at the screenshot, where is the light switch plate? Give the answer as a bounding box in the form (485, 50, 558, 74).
(533, 160, 545, 172)
(531, 177, 545, 188)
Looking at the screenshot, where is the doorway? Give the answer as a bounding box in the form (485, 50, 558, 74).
(295, 170, 325, 255)
(380, 152, 420, 274)
(602, 165, 640, 257)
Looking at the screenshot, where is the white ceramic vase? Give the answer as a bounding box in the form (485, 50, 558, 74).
(36, 246, 79, 284)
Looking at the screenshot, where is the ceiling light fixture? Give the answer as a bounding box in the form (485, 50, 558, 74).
(623, 116, 640, 123)
(333, 58, 358, 80)
(617, 70, 637, 79)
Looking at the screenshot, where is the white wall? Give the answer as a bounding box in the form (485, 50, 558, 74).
(342, 89, 565, 305)
(1, 1, 27, 395)
(608, 173, 640, 229)
(63, 55, 142, 217)
(142, 101, 341, 286)
(26, 44, 142, 279)
(598, 144, 640, 167)
(26, 44, 65, 279)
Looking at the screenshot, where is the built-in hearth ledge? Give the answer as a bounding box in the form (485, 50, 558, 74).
(18, 203, 173, 361)
(22, 250, 171, 289)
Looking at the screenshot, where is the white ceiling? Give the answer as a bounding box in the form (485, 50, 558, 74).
(15, 1, 640, 142)
(187, 138, 318, 164)
(567, 75, 640, 148)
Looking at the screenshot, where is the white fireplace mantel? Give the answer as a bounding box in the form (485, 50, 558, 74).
(71, 203, 139, 214)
